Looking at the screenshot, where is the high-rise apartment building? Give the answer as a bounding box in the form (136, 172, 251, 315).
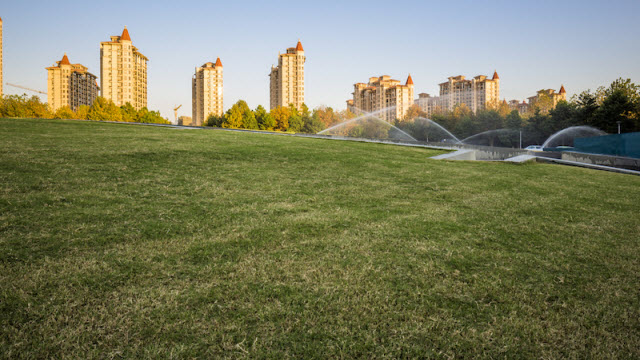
(415, 93, 448, 117)
(508, 100, 529, 115)
(1, 17, 3, 98)
(351, 75, 415, 122)
(527, 86, 566, 108)
(507, 85, 567, 115)
(100, 26, 148, 110)
(192, 58, 223, 126)
(46, 53, 99, 112)
(346, 99, 355, 113)
(437, 71, 500, 113)
(269, 41, 305, 110)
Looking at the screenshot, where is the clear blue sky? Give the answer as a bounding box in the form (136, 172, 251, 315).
(2, 0, 639, 120)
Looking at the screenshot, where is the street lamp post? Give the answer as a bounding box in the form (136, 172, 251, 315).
(519, 130, 522, 149)
(617, 121, 621, 134)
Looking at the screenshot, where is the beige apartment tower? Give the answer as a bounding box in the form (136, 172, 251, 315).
(507, 85, 567, 115)
(352, 75, 415, 122)
(269, 41, 305, 110)
(527, 85, 567, 108)
(415, 93, 448, 117)
(1, 17, 3, 98)
(46, 53, 99, 112)
(437, 71, 500, 113)
(192, 58, 223, 126)
(100, 26, 148, 110)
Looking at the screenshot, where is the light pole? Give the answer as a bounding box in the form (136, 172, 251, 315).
(617, 121, 621, 134)
(519, 130, 522, 149)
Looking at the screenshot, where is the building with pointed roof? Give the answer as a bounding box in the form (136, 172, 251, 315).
(526, 85, 567, 112)
(435, 71, 500, 113)
(351, 74, 415, 122)
(414, 71, 500, 117)
(192, 59, 223, 126)
(269, 41, 306, 111)
(46, 53, 99, 112)
(100, 26, 148, 110)
(507, 85, 567, 115)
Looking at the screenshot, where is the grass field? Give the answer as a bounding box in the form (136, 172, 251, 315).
(1, 118, 639, 358)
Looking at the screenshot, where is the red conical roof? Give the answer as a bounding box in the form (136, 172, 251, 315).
(406, 74, 414, 85)
(503, 99, 507, 105)
(215, 57, 222, 67)
(121, 26, 131, 41)
(60, 53, 71, 65)
(296, 40, 304, 51)
(492, 70, 499, 80)
(559, 85, 566, 94)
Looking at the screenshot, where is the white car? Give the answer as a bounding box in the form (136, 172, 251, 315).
(525, 145, 544, 151)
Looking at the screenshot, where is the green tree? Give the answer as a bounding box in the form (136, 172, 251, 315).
(138, 108, 169, 124)
(548, 101, 578, 132)
(302, 114, 325, 134)
(241, 102, 258, 129)
(222, 103, 244, 129)
(75, 105, 90, 120)
(312, 106, 340, 128)
(205, 113, 224, 127)
(120, 103, 137, 122)
(524, 109, 552, 145)
(222, 100, 255, 129)
(288, 115, 304, 132)
(0, 95, 35, 118)
(573, 90, 599, 126)
(476, 110, 503, 131)
(595, 78, 640, 104)
(54, 106, 76, 119)
(402, 104, 426, 122)
(452, 103, 472, 119)
(593, 89, 637, 133)
(505, 110, 523, 129)
(27, 96, 53, 119)
(254, 105, 276, 130)
(88, 97, 122, 121)
(300, 103, 311, 118)
(455, 116, 478, 140)
(0, 95, 53, 119)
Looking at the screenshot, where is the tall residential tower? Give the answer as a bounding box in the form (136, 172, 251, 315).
(415, 71, 500, 116)
(269, 41, 305, 111)
(439, 71, 500, 113)
(46, 53, 99, 112)
(192, 58, 223, 126)
(351, 75, 415, 122)
(100, 26, 148, 110)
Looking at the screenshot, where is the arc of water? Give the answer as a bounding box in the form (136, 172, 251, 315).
(460, 128, 519, 144)
(541, 126, 606, 148)
(318, 105, 417, 142)
(413, 117, 462, 143)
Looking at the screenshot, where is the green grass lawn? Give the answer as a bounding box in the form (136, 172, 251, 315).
(1, 118, 639, 358)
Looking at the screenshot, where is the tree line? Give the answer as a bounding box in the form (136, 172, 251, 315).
(204, 101, 351, 134)
(2, 78, 637, 144)
(396, 78, 640, 145)
(0, 95, 169, 124)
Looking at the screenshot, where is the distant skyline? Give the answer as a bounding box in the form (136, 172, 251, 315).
(1, 0, 639, 120)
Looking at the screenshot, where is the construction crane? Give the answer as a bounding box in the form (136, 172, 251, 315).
(173, 104, 182, 124)
(6, 82, 47, 95)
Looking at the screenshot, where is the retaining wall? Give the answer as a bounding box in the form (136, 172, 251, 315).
(561, 152, 640, 171)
